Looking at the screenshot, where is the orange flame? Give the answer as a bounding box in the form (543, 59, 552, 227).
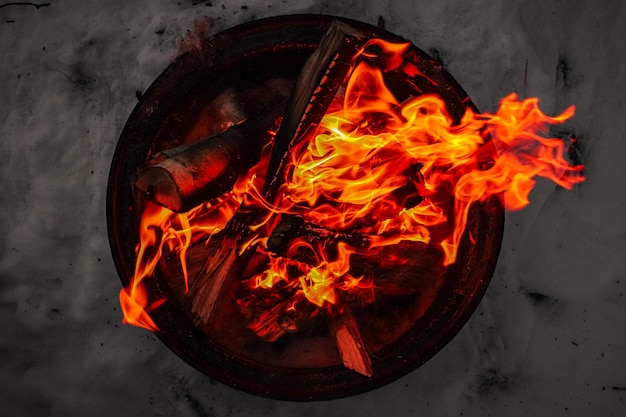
(119, 194, 241, 330)
(121, 38, 584, 332)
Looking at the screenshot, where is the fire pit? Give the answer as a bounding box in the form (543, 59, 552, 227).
(108, 15, 507, 400)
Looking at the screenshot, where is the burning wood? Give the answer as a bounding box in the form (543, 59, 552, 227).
(190, 20, 368, 324)
(119, 17, 585, 381)
(266, 215, 446, 296)
(266, 215, 369, 254)
(135, 106, 283, 213)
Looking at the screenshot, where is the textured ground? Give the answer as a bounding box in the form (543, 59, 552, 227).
(1, 0, 624, 416)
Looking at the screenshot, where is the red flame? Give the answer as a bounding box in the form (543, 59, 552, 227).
(120, 38, 584, 332)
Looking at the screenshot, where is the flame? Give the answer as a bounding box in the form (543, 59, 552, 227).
(121, 37, 584, 333)
(119, 192, 241, 330)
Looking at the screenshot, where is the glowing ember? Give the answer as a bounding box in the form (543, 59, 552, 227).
(120, 38, 584, 333)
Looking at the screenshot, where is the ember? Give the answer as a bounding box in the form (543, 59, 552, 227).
(118, 20, 584, 379)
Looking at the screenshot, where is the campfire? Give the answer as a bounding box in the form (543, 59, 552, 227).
(109, 15, 584, 398)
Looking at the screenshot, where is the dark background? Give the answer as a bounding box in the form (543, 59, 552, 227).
(1, 0, 624, 416)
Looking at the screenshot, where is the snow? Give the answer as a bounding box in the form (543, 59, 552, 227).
(1, 0, 624, 416)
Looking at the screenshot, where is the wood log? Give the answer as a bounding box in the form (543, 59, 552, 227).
(135, 106, 283, 213)
(327, 305, 373, 377)
(135, 122, 271, 213)
(135, 79, 294, 212)
(190, 21, 368, 325)
(263, 20, 366, 198)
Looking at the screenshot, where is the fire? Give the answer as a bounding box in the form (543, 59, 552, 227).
(120, 38, 584, 333)
(119, 186, 245, 330)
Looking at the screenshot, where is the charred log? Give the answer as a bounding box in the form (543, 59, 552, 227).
(135, 106, 283, 213)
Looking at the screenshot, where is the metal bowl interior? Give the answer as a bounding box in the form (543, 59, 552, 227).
(107, 14, 504, 401)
